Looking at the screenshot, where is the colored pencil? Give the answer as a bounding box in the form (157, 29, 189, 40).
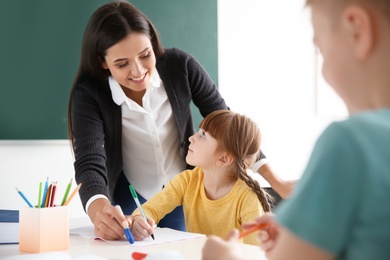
(61, 178, 73, 206)
(16, 187, 34, 208)
(63, 183, 82, 206)
(49, 181, 57, 207)
(44, 183, 53, 208)
(239, 223, 269, 238)
(37, 182, 43, 208)
(41, 177, 49, 208)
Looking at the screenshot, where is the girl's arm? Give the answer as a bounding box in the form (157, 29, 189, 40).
(130, 172, 189, 239)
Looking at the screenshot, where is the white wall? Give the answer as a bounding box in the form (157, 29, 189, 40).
(218, 0, 347, 180)
(0, 140, 86, 219)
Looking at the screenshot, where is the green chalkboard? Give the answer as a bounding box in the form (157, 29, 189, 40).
(0, 0, 217, 139)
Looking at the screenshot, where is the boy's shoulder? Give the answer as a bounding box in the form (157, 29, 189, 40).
(323, 109, 390, 141)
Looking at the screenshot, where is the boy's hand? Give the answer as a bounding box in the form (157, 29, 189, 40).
(202, 229, 242, 260)
(243, 213, 279, 256)
(130, 215, 155, 241)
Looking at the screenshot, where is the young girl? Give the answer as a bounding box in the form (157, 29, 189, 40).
(130, 110, 271, 245)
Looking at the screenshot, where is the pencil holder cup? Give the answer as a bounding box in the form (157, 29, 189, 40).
(19, 206, 69, 253)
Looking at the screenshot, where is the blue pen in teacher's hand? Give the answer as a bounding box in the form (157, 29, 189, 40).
(115, 205, 134, 244)
(124, 222, 135, 244)
(16, 187, 34, 208)
(129, 185, 155, 240)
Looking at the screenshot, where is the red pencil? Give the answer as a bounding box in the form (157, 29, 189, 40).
(239, 223, 269, 238)
(49, 182, 57, 207)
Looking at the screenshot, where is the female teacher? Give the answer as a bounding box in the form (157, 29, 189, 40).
(68, 0, 293, 240)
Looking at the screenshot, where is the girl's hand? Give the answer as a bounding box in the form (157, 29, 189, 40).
(130, 215, 155, 241)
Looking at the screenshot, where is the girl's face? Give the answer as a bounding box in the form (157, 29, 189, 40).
(102, 32, 156, 93)
(186, 129, 220, 168)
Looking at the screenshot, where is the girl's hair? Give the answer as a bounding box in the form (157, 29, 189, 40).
(67, 1, 164, 148)
(199, 110, 271, 212)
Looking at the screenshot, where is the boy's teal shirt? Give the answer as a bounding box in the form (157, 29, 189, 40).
(276, 109, 390, 260)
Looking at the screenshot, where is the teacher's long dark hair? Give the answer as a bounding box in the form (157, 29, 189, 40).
(67, 1, 164, 149)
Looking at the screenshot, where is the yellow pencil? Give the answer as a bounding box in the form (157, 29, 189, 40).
(63, 183, 82, 206)
(44, 183, 53, 208)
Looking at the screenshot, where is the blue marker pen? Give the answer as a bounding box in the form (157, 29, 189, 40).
(115, 205, 134, 244)
(123, 222, 135, 244)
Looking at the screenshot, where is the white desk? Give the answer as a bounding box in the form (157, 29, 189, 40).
(1, 218, 267, 260)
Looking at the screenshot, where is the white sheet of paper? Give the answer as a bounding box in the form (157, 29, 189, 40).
(70, 226, 205, 247)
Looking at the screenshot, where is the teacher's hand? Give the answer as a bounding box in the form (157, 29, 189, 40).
(88, 198, 133, 240)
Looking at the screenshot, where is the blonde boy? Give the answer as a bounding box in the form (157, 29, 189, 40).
(202, 0, 390, 259)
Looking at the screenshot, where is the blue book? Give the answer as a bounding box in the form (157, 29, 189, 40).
(0, 209, 19, 222)
(0, 209, 19, 244)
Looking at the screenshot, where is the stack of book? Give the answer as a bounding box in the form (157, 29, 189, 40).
(0, 209, 19, 244)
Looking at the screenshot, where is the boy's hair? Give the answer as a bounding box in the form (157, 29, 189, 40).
(305, 0, 390, 18)
(200, 110, 271, 212)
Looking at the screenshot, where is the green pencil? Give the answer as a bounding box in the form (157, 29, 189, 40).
(61, 178, 73, 206)
(37, 182, 42, 208)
